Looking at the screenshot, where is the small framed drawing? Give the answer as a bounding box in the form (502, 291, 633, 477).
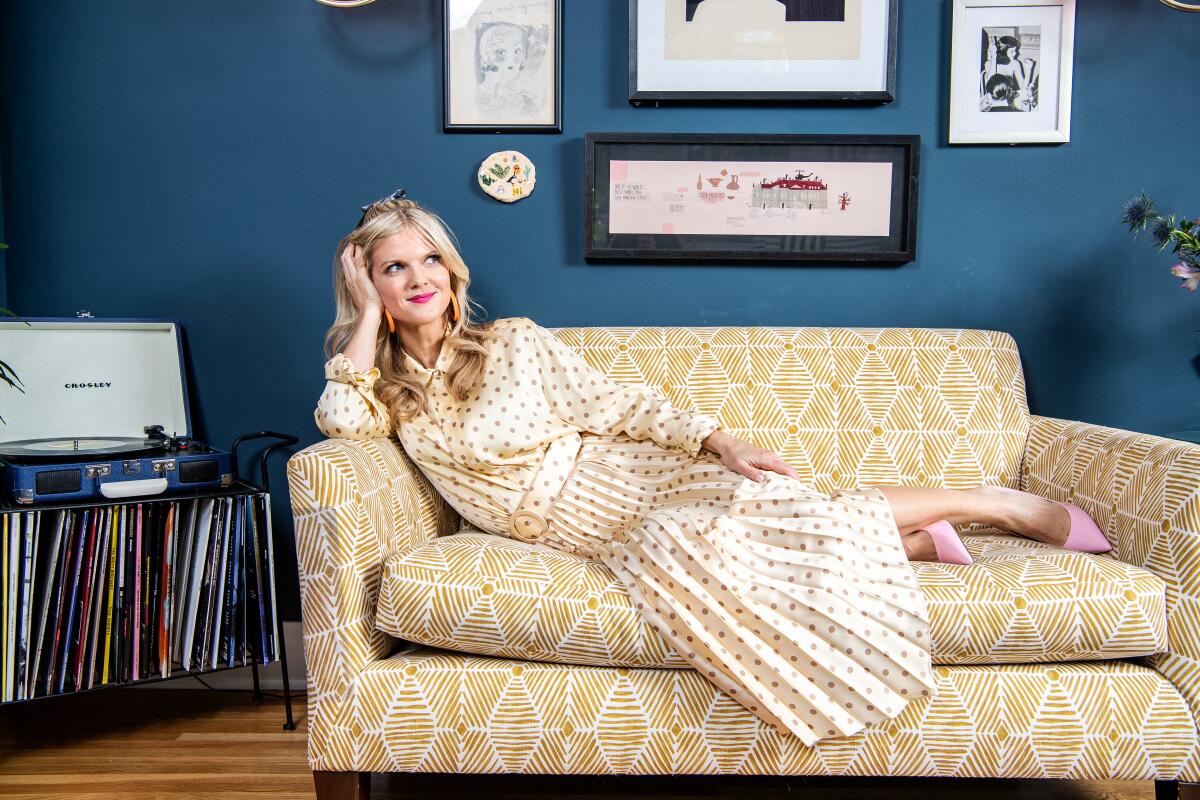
(443, 0, 562, 132)
(629, 0, 899, 104)
(584, 132, 920, 264)
(948, 0, 1075, 144)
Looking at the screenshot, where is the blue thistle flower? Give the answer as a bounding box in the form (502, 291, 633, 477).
(1150, 216, 1173, 249)
(1122, 192, 1156, 232)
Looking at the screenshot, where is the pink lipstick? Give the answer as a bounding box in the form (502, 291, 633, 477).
(408, 293, 435, 304)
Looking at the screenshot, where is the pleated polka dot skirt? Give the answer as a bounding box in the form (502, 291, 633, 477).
(540, 433, 937, 746)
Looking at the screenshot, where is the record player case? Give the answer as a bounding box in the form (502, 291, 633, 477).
(0, 317, 234, 504)
(0, 316, 298, 728)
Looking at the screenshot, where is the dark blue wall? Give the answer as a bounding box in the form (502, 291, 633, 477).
(3, 1, 1198, 616)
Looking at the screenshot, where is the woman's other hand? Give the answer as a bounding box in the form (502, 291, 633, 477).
(341, 242, 381, 313)
(701, 430, 801, 483)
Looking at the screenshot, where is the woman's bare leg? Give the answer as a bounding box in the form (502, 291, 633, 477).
(880, 485, 1072, 562)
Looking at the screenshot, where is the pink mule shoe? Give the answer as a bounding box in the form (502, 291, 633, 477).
(921, 520, 973, 565)
(991, 486, 1112, 553)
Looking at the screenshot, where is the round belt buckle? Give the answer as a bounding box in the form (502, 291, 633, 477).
(510, 509, 547, 542)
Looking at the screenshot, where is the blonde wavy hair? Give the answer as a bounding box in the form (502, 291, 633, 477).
(324, 197, 493, 424)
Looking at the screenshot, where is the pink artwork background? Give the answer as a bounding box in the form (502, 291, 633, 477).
(608, 160, 894, 237)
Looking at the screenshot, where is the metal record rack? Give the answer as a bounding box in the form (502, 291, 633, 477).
(0, 434, 296, 729)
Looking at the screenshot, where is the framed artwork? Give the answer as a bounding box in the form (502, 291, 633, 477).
(443, 0, 562, 132)
(948, 0, 1075, 144)
(584, 132, 920, 264)
(629, 0, 899, 104)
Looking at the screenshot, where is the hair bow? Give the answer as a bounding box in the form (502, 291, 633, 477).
(357, 188, 407, 226)
(361, 188, 407, 213)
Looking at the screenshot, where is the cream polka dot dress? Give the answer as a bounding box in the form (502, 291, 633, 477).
(315, 316, 936, 745)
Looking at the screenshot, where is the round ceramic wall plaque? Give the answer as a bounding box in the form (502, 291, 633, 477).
(477, 150, 536, 203)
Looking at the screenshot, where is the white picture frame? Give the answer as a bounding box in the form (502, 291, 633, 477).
(948, 0, 1075, 145)
(630, 0, 899, 104)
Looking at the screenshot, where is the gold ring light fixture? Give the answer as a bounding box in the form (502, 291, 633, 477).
(1160, 0, 1200, 9)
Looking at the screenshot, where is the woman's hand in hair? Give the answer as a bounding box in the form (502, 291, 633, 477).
(341, 242, 382, 314)
(701, 430, 801, 483)
(340, 242, 385, 372)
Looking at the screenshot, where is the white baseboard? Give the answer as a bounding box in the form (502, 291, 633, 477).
(136, 620, 307, 692)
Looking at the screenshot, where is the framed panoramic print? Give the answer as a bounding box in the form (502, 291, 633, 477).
(443, 0, 562, 132)
(629, 0, 899, 103)
(948, 0, 1075, 144)
(584, 133, 920, 264)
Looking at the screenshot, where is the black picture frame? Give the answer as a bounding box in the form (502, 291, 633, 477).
(629, 0, 899, 104)
(584, 132, 920, 264)
(443, 0, 564, 133)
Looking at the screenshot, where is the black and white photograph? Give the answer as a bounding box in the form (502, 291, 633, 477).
(949, 0, 1074, 144)
(443, 0, 562, 132)
(630, 0, 898, 103)
(979, 26, 1040, 112)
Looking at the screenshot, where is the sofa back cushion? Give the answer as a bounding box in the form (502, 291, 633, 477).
(550, 327, 1030, 491)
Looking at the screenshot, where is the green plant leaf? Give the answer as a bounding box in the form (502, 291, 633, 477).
(0, 307, 30, 325)
(0, 358, 24, 390)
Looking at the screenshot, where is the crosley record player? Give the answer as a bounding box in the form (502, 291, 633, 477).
(0, 316, 233, 504)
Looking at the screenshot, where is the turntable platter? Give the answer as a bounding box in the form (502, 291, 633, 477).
(0, 436, 159, 458)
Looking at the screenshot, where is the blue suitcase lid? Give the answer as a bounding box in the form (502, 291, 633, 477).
(0, 317, 192, 448)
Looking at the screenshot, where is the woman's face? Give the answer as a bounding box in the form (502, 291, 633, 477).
(481, 24, 525, 73)
(368, 227, 453, 334)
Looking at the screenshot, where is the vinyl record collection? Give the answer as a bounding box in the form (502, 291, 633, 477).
(0, 493, 279, 702)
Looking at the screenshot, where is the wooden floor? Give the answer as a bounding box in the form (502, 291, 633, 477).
(0, 687, 1166, 799)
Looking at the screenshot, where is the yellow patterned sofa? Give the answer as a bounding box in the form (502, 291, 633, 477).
(287, 327, 1200, 800)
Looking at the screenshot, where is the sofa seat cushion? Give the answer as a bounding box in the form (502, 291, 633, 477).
(376, 530, 1168, 668)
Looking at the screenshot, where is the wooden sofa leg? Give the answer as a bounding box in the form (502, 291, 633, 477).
(313, 770, 370, 800)
(1157, 780, 1200, 800)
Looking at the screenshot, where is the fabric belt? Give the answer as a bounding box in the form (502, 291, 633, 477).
(508, 432, 583, 543)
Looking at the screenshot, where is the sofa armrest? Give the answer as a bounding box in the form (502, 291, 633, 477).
(286, 437, 459, 722)
(1023, 415, 1200, 729)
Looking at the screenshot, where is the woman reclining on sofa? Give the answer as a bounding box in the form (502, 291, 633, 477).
(313, 192, 1111, 746)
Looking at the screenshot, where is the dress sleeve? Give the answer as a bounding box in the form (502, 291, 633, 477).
(524, 320, 720, 457)
(314, 353, 393, 439)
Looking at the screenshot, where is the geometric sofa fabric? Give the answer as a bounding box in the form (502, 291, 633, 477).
(288, 436, 459, 761)
(376, 531, 690, 669)
(548, 326, 1032, 494)
(287, 327, 1200, 780)
(376, 530, 1168, 669)
(345, 649, 1199, 778)
(918, 532, 1167, 665)
(1023, 415, 1200, 774)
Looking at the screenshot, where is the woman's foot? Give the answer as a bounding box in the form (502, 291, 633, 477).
(987, 486, 1111, 552)
(903, 521, 972, 564)
(979, 485, 1071, 545)
(902, 530, 936, 561)
(974, 484, 1070, 546)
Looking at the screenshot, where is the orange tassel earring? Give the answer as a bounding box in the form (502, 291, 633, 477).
(449, 293, 461, 322)
(383, 308, 396, 334)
